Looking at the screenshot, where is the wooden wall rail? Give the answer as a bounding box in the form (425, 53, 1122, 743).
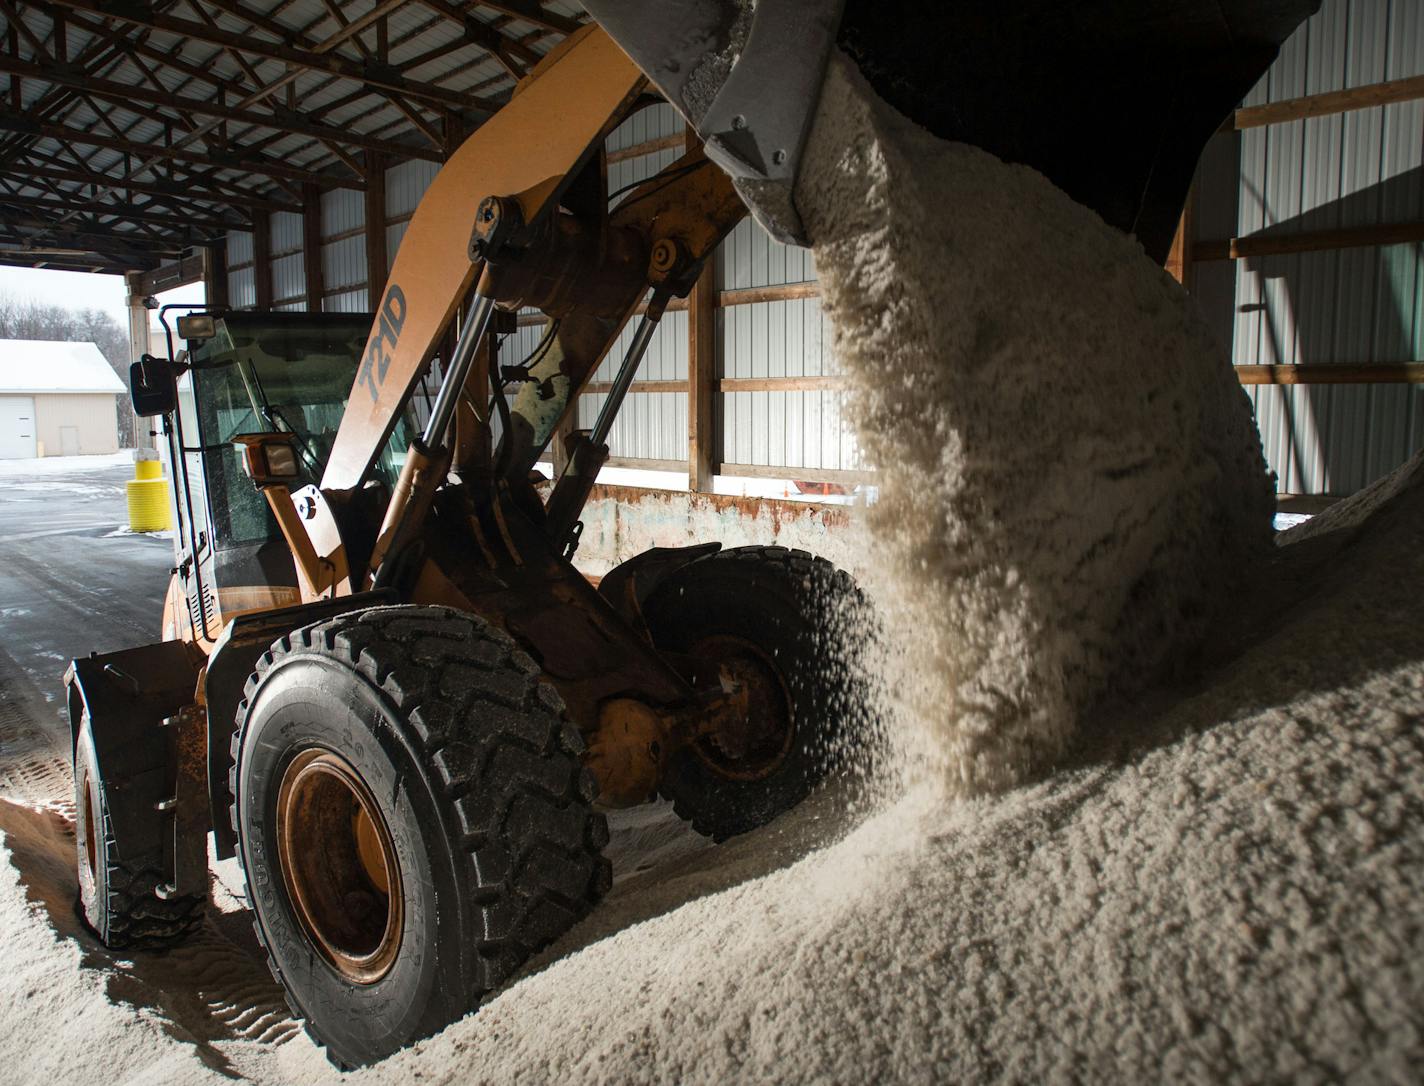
(1231, 73, 1424, 130)
(1195, 221, 1424, 262)
(584, 365, 1424, 399)
(1235, 363, 1424, 385)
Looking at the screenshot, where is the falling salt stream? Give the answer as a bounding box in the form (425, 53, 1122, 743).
(1, 51, 1422, 1084)
(798, 53, 1276, 795)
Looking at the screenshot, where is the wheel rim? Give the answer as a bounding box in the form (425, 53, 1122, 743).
(275, 748, 404, 984)
(77, 764, 98, 898)
(690, 634, 796, 781)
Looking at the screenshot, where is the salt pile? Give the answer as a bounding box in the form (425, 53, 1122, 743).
(797, 54, 1276, 794)
(363, 449, 1424, 1085)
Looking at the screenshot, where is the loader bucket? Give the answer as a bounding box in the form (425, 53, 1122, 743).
(585, 0, 1320, 261)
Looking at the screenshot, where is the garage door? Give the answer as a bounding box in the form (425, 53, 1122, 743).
(0, 395, 36, 459)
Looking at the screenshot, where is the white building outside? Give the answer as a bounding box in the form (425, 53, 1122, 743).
(0, 339, 126, 459)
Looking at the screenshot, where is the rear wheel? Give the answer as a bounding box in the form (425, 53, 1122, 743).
(73, 714, 204, 949)
(230, 605, 609, 1069)
(641, 546, 867, 841)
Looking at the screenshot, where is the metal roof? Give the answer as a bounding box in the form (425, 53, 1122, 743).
(0, 338, 124, 391)
(0, 1, 586, 276)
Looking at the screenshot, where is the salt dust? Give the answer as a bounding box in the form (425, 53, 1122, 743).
(2, 47, 1423, 1086)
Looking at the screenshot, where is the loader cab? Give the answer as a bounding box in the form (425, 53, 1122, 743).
(156, 312, 415, 644)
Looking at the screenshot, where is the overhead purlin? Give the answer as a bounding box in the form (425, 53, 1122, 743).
(320, 24, 647, 494)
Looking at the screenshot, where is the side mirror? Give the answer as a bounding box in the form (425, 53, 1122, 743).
(130, 353, 178, 417)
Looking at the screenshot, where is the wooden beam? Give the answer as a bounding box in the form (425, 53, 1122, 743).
(603, 456, 689, 473)
(136, 252, 207, 297)
(0, 251, 132, 274)
(1235, 363, 1424, 385)
(253, 209, 273, 310)
(364, 151, 388, 308)
(6, 160, 300, 212)
(717, 462, 876, 485)
(722, 376, 845, 393)
(588, 368, 1424, 392)
(1232, 74, 1424, 130)
(44, 0, 500, 115)
(0, 54, 446, 162)
(0, 110, 356, 190)
(0, 217, 181, 254)
(302, 184, 325, 312)
(719, 282, 820, 306)
(475, 1, 581, 35)
(0, 191, 245, 231)
(607, 132, 686, 165)
(413, 0, 539, 77)
(583, 376, 852, 395)
(1194, 221, 1424, 261)
(584, 379, 689, 395)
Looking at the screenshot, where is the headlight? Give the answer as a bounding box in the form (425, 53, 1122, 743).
(265, 442, 300, 478)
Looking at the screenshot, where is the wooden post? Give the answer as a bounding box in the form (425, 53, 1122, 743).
(124, 271, 156, 449)
(687, 246, 717, 491)
(1165, 184, 1195, 290)
(252, 209, 272, 310)
(364, 150, 388, 308)
(686, 128, 717, 492)
(203, 242, 228, 310)
(302, 183, 324, 312)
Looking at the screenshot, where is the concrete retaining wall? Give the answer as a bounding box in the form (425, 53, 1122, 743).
(567, 484, 864, 578)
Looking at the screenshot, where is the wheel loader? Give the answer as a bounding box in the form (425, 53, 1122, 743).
(65, 0, 1318, 1068)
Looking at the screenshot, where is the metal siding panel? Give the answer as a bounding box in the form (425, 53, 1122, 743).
(229, 267, 256, 310)
(227, 230, 253, 265)
(606, 102, 683, 153)
(386, 160, 440, 219)
(1233, 125, 1267, 367)
(271, 253, 305, 304)
(271, 211, 302, 252)
(321, 188, 364, 237)
(1221, 0, 1424, 495)
(324, 290, 368, 314)
(387, 222, 409, 268)
(324, 236, 366, 291)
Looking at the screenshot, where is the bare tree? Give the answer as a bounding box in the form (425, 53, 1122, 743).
(0, 291, 136, 447)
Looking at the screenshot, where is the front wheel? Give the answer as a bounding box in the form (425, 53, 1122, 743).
(641, 546, 869, 841)
(230, 605, 609, 1068)
(74, 714, 204, 949)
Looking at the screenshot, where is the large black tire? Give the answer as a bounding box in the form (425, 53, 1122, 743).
(74, 714, 204, 949)
(641, 545, 867, 841)
(230, 605, 609, 1069)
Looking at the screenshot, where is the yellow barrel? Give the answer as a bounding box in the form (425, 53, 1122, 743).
(127, 459, 172, 532)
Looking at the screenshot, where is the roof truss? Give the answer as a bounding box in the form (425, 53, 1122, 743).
(0, 0, 576, 273)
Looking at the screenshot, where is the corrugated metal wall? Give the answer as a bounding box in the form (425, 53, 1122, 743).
(321, 187, 367, 313)
(218, 1, 1418, 495)
(1194, 0, 1424, 495)
(221, 99, 858, 480)
(576, 104, 690, 464)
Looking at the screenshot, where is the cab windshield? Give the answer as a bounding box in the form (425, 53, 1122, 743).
(184, 314, 412, 547)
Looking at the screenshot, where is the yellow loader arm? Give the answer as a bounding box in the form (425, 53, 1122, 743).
(321, 25, 646, 494)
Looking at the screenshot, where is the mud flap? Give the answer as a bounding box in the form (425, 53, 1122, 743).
(65, 641, 205, 892)
(597, 542, 722, 640)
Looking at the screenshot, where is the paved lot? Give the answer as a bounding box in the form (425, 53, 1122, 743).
(0, 457, 171, 753)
